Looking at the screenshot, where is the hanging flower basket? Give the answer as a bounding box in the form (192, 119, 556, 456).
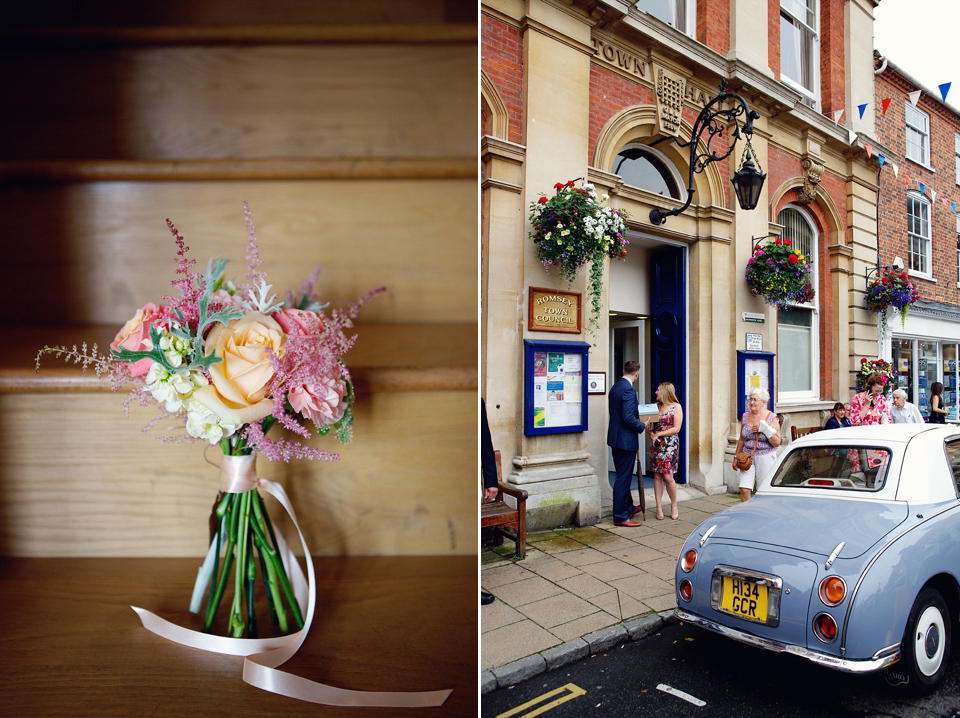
(856, 357, 897, 395)
(865, 267, 918, 330)
(529, 180, 629, 337)
(744, 238, 815, 310)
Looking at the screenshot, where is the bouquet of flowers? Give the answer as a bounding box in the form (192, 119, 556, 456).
(745, 238, 815, 310)
(856, 357, 897, 395)
(865, 267, 918, 328)
(529, 180, 629, 337)
(36, 204, 384, 638)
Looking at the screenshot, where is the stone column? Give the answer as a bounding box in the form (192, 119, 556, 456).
(505, 1, 601, 529)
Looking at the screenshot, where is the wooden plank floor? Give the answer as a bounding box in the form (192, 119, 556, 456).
(0, 555, 476, 717)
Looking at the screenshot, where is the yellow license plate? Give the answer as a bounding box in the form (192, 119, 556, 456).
(721, 576, 768, 623)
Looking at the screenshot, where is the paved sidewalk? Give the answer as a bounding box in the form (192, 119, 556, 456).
(480, 489, 740, 693)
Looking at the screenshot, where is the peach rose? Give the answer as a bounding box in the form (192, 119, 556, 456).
(111, 302, 167, 377)
(288, 377, 348, 427)
(272, 308, 322, 337)
(192, 312, 286, 425)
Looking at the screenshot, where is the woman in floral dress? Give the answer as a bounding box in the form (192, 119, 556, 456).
(646, 382, 683, 520)
(849, 373, 890, 426)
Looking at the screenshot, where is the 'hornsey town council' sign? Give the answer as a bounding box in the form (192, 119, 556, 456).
(528, 287, 582, 334)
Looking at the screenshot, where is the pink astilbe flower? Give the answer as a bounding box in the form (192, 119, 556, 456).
(242, 420, 340, 462)
(160, 219, 204, 331)
(242, 201, 266, 288)
(287, 264, 323, 308)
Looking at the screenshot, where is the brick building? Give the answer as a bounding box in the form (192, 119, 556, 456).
(482, 0, 881, 526)
(873, 55, 960, 420)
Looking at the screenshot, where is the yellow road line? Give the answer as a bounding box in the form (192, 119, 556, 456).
(496, 683, 586, 718)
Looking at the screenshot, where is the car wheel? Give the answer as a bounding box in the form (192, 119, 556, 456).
(900, 587, 951, 693)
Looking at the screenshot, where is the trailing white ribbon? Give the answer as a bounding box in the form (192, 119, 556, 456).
(132, 454, 451, 707)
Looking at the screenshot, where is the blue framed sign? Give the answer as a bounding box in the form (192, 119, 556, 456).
(523, 339, 590, 436)
(736, 350, 775, 418)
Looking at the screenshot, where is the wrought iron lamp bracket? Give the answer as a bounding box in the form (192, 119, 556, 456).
(649, 83, 763, 226)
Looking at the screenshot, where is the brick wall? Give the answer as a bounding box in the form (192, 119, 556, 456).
(768, 0, 780, 81)
(819, 0, 845, 117)
(588, 65, 732, 208)
(875, 70, 960, 306)
(481, 14, 523, 145)
(696, 0, 729, 56)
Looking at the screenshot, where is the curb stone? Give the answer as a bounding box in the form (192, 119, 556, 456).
(480, 670, 497, 695)
(541, 637, 589, 671)
(491, 654, 546, 688)
(583, 624, 628, 653)
(482, 609, 681, 694)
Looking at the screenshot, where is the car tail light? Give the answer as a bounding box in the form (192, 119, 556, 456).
(819, 576, 846, 606)
(680, 549, 697, 573)
(678, 578, 693, 602)
(813, 613, 838, 643)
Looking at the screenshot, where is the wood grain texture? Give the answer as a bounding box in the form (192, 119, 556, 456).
(1, 0, 471, 28)
(0, 180, 477, 325)
(0, 391, 477, 557)
(0, 555, 476, 717)
(0, 44, 477, 161)
(3, 23, 477, 46)
(0, 157, 476, 182)
(6, 324, 477, 393)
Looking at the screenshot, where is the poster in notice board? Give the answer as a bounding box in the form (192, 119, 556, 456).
(524, 339, 590, 436)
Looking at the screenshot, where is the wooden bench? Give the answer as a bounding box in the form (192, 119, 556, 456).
(791, 425, 823, 441)
(481, 450, 528, 559)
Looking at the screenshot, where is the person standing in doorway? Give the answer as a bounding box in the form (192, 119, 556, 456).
(607, 361, 647, 527)
(646, 382, 683, 520)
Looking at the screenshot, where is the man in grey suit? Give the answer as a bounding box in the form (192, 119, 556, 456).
(607, 360, 646, 526)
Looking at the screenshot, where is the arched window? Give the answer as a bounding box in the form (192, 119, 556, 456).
(611, 143, 682, 199)
(776, 206, 819, 400)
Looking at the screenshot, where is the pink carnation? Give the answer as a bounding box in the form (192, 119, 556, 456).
(272, 308, 322, 336)
(288, 377, 347, 427)
(110, 302, 168, 377)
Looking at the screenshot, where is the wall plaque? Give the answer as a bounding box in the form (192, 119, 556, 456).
(655, 66, 686, 137)
(528, 287, 582, 334)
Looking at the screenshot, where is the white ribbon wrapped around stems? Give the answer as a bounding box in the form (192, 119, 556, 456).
(132, 454, 451, 707)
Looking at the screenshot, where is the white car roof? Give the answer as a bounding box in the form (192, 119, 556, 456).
(770, 424, 960, 503)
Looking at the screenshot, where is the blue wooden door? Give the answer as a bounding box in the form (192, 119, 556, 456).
(649, 246, 686, 483)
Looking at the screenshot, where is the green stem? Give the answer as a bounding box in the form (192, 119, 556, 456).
(229, 491, 253, 637)
(251, 522, 288, 633)
(203, 509, 225, 628)
(245, 523, 257, 638)
(251, 496, 302, 629)
(203, 494, 238, 632)
(256, 539, 280, 627)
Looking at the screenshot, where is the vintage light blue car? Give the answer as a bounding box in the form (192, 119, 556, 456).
(675, 424, 960, 692)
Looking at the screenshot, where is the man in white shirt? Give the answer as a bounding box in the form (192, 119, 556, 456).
(890, 388, 924, 424)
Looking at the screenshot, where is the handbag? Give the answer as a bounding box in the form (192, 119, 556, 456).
(733, 427, 759, 472)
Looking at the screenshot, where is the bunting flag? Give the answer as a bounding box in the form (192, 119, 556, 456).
(832, 109, 844, 124)
(858, 103, 867, 119)
(849, 128, 857, 145)
(892, 163, 899, 178)
(932, 189, 938, 203)
(882, 98, 892, 115)
(954, 202, 957, 213)
(864, 142, 873, 158)
(940, 82, 952, 102)
(908, 90, 922, 107)
(905, 171, 911, 184)
(920, 182, 925, 195)
(878, 154, 885, 168)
